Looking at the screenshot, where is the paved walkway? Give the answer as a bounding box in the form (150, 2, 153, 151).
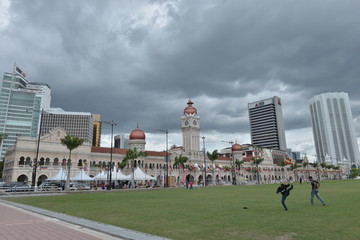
(0, 196, 170, 240)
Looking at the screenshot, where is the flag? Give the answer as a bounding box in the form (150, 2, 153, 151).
(284, 158, 292, 165)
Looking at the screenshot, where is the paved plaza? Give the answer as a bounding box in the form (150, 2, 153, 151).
(0, 194, 169, 240)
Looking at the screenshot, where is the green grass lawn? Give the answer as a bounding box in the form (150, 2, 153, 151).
(6, 180, 360, 240)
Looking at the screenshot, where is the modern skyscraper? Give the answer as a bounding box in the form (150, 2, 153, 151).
(309, 92, 360, 167)
(92, 114, 102, 147)
(114, 134, 130, 149)
(0, 65, 51, 160)
(40, 108, 94, 143)
(248, 96, 287, 150)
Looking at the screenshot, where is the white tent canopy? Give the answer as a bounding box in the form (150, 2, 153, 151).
(111, 169, 131, 180)
(48, 168, 67, 181)
(94, 171, 108, 180)
(71, 169, 94, 181)
(131, 167, 156, 181)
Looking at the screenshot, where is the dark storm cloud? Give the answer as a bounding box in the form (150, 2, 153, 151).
(1, 0, 360, 151)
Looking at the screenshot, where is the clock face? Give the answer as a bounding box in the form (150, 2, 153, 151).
(193, 120, 197, 125)
(185, 120, 189, 126)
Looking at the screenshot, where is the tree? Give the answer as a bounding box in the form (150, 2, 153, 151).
(61, 134, 84, 191)
(173, 154, 188, 186)
(207, 150, 219, 185)
(350, 168, 358, 179)
(235, 159, 244, 184)
(253, 158, 264, 184)
(120, 147, 148, 188)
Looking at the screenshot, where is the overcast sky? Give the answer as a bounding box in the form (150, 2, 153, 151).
(1, 0, 360, 156)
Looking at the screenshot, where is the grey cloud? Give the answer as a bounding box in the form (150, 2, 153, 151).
(1, 0, 360, 151)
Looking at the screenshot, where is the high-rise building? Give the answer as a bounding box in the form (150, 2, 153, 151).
(40, 108, 94, 144)
(309, 92, 360, 167)
(248, 96, 287, 150)
(92, 114, 102, 147)
(114, 134, 130, 149)
(0, 66, 51, 160)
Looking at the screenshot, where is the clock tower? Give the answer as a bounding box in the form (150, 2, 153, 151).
(182, 99, 200, 155)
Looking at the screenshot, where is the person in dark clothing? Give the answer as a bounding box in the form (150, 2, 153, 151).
(276, 184, 293, 210)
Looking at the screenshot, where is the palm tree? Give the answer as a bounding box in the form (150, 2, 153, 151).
(61, 134, 84, 191)
(120, 147, 148, 188)
(173, 154, 188, 186)
(235, 159, 244, 184)
(253, 158, 264, 184)
(206, 150, 219, 185)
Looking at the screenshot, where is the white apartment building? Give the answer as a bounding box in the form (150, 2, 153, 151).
(309, 92, 360, 168)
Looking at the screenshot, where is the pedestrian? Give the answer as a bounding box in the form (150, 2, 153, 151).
(189, 181, 193, 190)
(299, 178, 302, 184)
(276, 183, 293, 210)
(308, 176, 326, 206)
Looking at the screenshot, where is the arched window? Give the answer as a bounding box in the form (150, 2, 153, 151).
(45, 158, 50, 166)
(19, 156, 25, 165)
(39, 157, 45, 166)
(53, 158, 59, 166)
(138, 160, 141, 168)
(78, 160, 82, 167)
(25, 157, 31, 166)
(156, 164, 159, 169)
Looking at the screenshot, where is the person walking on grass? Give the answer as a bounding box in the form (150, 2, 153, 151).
(276, 183, 293, 211)
(308, 176, 326, 206)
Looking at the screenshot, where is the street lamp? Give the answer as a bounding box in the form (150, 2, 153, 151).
(157, 129, 169, 187)
(202, 136, 206, 186)
(31, 109, 43, 189)
(103, 121, 117, 190)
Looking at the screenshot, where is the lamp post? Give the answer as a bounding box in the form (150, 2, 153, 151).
(103, 121, 117, 190)
(157, 129, 169, 187)
(31, 109, 43, 189)
(202, 136, 206, 186)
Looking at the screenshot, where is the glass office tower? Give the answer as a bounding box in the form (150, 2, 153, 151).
(0, 68, 51, 160)
(309, 92, 360, 168)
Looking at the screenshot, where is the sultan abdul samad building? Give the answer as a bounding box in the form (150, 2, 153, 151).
(2, 100, 346, 187)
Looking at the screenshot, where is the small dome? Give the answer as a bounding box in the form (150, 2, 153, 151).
(130, 127, 146, 140)
(184, 99, 197, 114)
(232, 143, 242, 151)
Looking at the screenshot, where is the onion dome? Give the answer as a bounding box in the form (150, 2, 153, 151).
(232, 143, 242, 151)
(184, 99, 197, 114)
(130, 126, 146, 140)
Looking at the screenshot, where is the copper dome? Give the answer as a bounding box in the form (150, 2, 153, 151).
(184, 99, 197, 114)
(130, 127, 146, 140)
(232, 143, 242, 151)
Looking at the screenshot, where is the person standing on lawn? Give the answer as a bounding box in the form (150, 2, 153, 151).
(276, 183, 293, 211)
(308, 176, 326, 206)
